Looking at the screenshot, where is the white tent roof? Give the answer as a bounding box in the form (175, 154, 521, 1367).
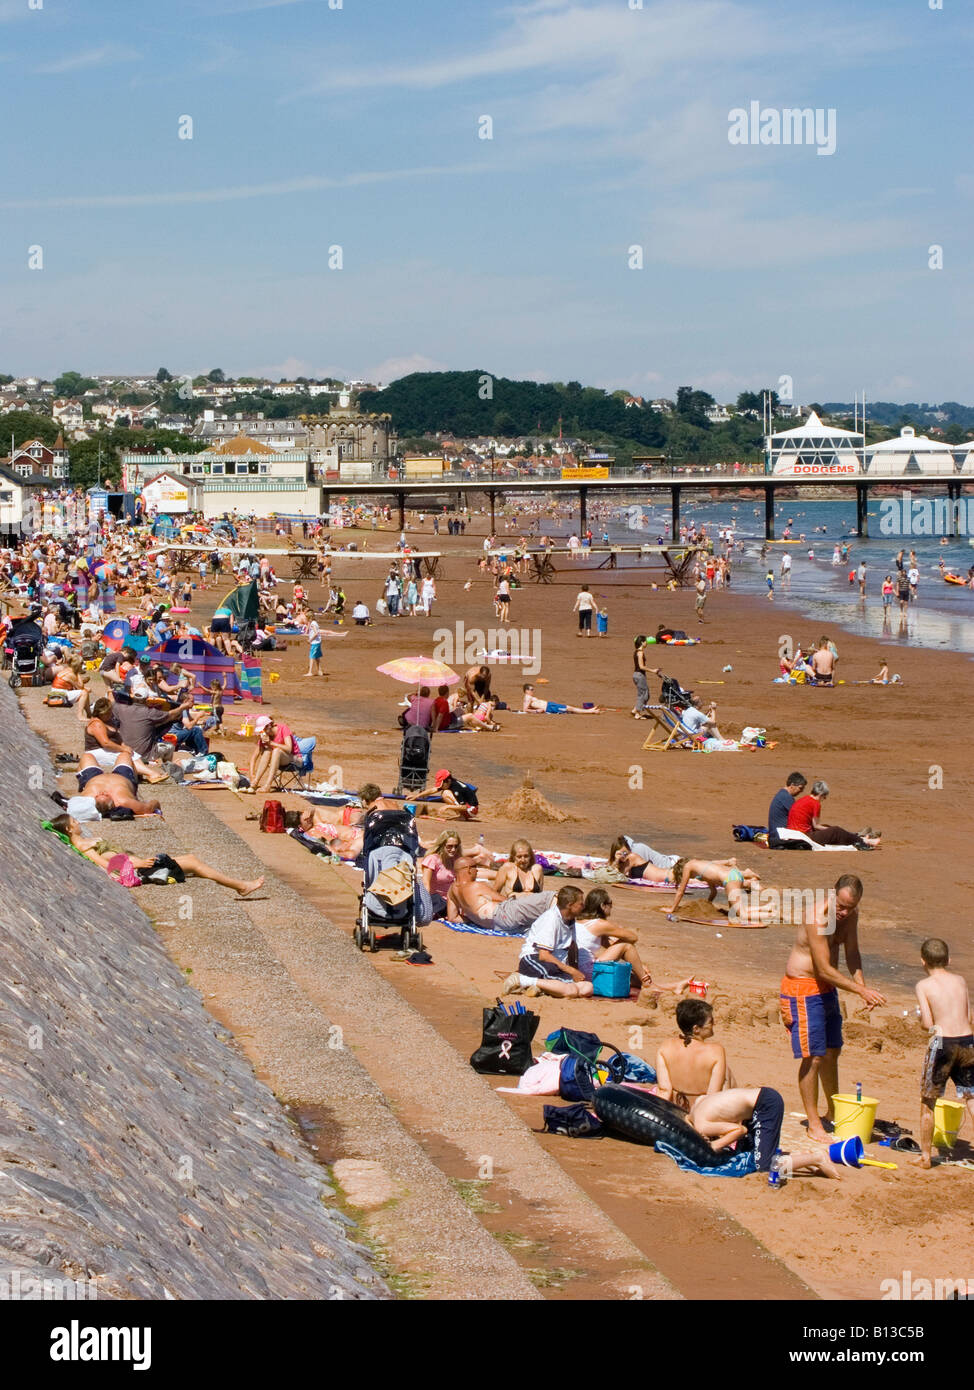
(866, 427, 951, 455)
(772, 411, 862, 440)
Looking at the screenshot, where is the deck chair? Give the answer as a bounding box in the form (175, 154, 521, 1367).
(641, 706, 705, 751)
(271, 735, 316, 791)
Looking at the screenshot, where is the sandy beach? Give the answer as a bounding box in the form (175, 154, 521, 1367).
(128, 517, 974, 1300)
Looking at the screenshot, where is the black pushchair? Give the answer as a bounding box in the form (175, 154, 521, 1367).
(396, 723, 431, 796)
(353, 808, 430, 954)
(3, 616, 44, 688)
(659, 673, 695, 714)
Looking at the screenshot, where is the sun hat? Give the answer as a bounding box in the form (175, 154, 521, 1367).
(434, 768, 451, 787)
(254, 715, 273, 732)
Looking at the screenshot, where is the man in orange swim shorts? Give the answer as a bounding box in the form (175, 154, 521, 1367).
(780, 875, 886, 1143)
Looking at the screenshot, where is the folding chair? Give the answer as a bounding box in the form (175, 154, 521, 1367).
(271, 735, 316, 791)
(641, 706, 704, 751)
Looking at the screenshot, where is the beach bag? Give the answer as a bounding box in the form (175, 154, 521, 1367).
(547, 1027, 627, 1101)
(260, 799, 285, 833)
(542, 1103, 603, 1138)
(732, 824, 763, 842)
(470, 1005, 539, 1075)
(592, 960, 632, 999)
(369, 860, 414, 907)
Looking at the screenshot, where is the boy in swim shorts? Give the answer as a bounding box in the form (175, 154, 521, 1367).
(916, 937, 974, 1168)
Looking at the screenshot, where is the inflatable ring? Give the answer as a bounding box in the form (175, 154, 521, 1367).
(594, 1083, 735, 1168)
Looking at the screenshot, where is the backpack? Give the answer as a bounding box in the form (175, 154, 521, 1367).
(260, 799, 285, 833)
(542, 1103, 603, 1138)
(545, 1027, 627, 1102)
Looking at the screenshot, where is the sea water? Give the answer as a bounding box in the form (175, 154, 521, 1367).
(534, 495, 974, 658)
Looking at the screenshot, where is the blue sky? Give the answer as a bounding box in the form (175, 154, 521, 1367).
(1, 0, 971, 402)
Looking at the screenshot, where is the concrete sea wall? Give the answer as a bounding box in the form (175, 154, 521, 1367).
(0, 682, 384, 1299)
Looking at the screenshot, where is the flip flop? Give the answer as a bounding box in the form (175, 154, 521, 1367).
(891, 1136, 921, 1153)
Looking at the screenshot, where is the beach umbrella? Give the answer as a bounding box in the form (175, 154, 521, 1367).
(102, 617, 138, 651)
(376, 655, 459, 689)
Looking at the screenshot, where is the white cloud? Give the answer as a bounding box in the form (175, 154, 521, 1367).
(0, 163, 487, 211)
(35, 44, 141, 75)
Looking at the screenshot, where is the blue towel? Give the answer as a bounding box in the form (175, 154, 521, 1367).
(655, 1140, 756, 1177)
(433, 917, 522, 939)
(620, 1053, 657, 1084)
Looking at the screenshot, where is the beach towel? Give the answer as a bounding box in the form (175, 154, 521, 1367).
(433, 917, 523, 938)
(775, 827, 857, 852)
(655, 1140, 756, 1177)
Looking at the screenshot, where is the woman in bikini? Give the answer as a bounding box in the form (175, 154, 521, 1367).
(655, 999, 737, 1112)
(609, 842, 674, 884)
(668, 857, 771, 925)
(493, 840, 545, 897)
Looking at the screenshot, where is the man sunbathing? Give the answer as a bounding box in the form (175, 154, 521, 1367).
(446, 856, 554, 934)
(75, 750, 162, 817)
(810, 640, 835, 685)
(656, 999, 737, 1112)
(52, 814, 264, 897)
(668, 856, 772, 925)
(689, 1087, 840, 1178)
(521, 684, 602, 714)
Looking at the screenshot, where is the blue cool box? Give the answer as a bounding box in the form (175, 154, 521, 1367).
(591, 961, 631, 998)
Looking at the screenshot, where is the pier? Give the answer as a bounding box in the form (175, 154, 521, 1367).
(318, 475, 971, 540)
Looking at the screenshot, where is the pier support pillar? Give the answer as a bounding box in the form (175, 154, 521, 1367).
(397, 492, 405, 531)
(856, 485, 869, 538)
(764, 488, 775, 540)
(489, 491, 496, 532)
(947, 483, 961, 536)
(579, 486, 588, 532)
(671, 485, 680, 541)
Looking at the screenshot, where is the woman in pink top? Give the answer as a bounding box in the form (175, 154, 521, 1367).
(421, 830, 463, 917)
(247, 715, 300, 792)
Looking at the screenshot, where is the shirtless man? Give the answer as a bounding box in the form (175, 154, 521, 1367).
(75, 750, 162, 817)
(446, 857, 554, 935)
(810, 639, 835, 686)
(668, 856, 771, 925)
(780, 874, 886, 1142)
(916, 937, 974, 1169)
(656, 999, 735, 1111)
(690, 1087, 840, 1178)
(521, 684, 602, 715)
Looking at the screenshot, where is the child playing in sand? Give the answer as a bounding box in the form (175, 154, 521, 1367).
(916, 938, 974, 1169)
(870, 661, 889, 685)
(689, 1088, 840, 1178)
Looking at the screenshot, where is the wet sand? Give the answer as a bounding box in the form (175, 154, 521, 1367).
(183, 521, 974, 1297)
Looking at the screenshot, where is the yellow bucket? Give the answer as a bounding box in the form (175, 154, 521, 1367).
(933, 1098, 965, 1150)
(831, 1093, 879, 1145)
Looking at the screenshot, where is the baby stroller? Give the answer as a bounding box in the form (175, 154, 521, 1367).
(353, 807, 432, 954)
(659, 673, 695, 715)
(3, 616, 45, 689)
(396, 723, 431, 796)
